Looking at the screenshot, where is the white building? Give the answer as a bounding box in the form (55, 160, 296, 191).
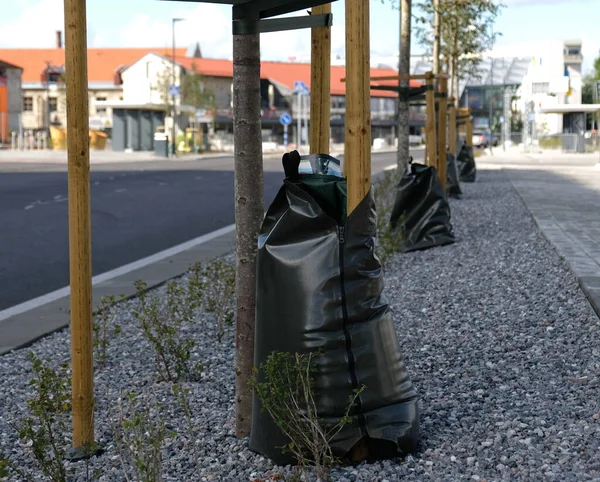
(517, 40, 583, 135)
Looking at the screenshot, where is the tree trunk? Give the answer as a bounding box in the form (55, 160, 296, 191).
(432, 0, 440, 85)
(397, 0, 411, 171)
(232, 31, 264, 438)
(448, 53, 454, 100)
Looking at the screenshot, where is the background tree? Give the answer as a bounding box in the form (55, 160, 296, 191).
(415, 0, 502, 105)
(152, 62, 174, 116)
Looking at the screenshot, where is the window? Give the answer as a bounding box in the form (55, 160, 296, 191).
(532, 82, 549, 94)
(95, 96, 107, 114)
(23, 97, 33, 111)
(330, 96, 345, 109)
(48, 98, 58, 112)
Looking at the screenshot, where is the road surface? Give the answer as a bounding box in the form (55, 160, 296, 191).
(0, 150, 422, 310)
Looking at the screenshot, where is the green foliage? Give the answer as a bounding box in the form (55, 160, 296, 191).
(374, 168, 405, 267)
(251, 351, 364, 482)
(16, 353, 72, 482)
(415, 0, 503, 89)
(114, 390, 174, 482)
(181, 61, 214, 111)
(189, 259, 236, 342)
(538, 136, 562, 150)
(93, 294, 123, 369)
(132, 280, 203, 382)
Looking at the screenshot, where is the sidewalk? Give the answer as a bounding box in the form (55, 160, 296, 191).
(0, 144, 403, 165)
(479, 148, 600, 316)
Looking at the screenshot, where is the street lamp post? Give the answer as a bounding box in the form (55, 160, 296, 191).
(488, 23, 494, 134)
(172, 18, 184, 156)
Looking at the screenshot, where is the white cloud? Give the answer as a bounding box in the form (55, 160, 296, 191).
(0, 0, 64, 48)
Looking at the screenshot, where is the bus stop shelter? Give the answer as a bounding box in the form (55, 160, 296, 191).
(540, 104, 600, 152)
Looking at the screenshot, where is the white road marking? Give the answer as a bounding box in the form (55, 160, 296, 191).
(0, 223, 236, 323)
(384, 163, 398, 171)
(114, 188, 127, 193)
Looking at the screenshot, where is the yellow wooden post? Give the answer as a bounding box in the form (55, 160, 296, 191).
(64, 0, 94, 448)
(345, 0, 371, 214)
(310, 3, 331, 154)
(424, 71, 437, 168)
(448, 96, 457, 156)
(437, 76, 448, 189)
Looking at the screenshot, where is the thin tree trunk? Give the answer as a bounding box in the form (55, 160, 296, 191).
(232, 31, 263, 438)
(448, 53, 454, 100)
(432, 0, 440, 84)
(397, 0, 411, 171)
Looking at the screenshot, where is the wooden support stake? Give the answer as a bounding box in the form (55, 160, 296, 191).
(424, 71, 437, 168)
(466, 113, 474, 148)
(64, 0, 94, 448)
(310, 3, 331, 154)
(345, 0, 370, 214)
(448, 96, 457, 156)
(437, 76, 448, 189)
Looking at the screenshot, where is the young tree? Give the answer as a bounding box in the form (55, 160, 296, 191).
(232, 30, 264, 438)
(152, 62, 174, 116)
(397, 0, 412, 171)
(416, 0, 502, 105)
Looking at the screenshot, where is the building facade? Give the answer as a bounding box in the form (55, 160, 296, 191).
(0, 32, 188, 132)
(0, 60, 23, 143)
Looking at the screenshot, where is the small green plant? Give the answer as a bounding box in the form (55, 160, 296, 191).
(251, 351, 364, 482)
(374, 168, 404, 266)
(93, 294, 123, 369)
(190, 259, 236, 341)
(114, 390, 173, 482)
(171, 383, 202, 477)
(132, 280, 202, 382)
(16, 353, 72, 482)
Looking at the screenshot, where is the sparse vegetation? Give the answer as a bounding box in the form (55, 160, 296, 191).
(12, 353, 72, 482)
(93, 295, 123, 369)
(251, 351, 364, 482)
(132, 280, 203, 383)
(189, 259, 236, 342)
(374, 168, 405, 266)
(114, 389, 173, 482)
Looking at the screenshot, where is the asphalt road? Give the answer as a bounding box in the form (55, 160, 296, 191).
(0, 150, 422, 311)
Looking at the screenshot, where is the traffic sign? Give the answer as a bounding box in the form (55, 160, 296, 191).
(294, 80, 309, 95)
(169, 85, 180, 97)
(279, 112, 292, 126)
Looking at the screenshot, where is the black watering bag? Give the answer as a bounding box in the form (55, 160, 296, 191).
(249, 151, 419, 465)
(390, 161, 455, 253)
(446, 152, 462, 198)
(456, 143, 476, 182)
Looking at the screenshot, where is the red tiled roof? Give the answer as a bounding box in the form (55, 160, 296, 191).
(0, 48, 188, 83)
(180, 57, 421, 98)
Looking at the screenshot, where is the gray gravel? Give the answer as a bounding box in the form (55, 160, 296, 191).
(1, 168, 600, 481)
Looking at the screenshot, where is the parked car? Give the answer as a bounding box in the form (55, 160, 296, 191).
(472, 131, 488, 148)
(472, 131, 499, 148)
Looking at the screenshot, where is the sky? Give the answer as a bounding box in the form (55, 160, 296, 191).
(0, 0, 598, 74)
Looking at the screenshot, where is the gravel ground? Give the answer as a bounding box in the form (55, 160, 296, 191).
(1, 168, 599, 481)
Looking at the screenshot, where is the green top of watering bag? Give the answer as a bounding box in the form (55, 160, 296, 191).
(295, 175, 347, 224)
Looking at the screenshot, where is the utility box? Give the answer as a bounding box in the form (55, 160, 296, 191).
(154, 132, 168, 157)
